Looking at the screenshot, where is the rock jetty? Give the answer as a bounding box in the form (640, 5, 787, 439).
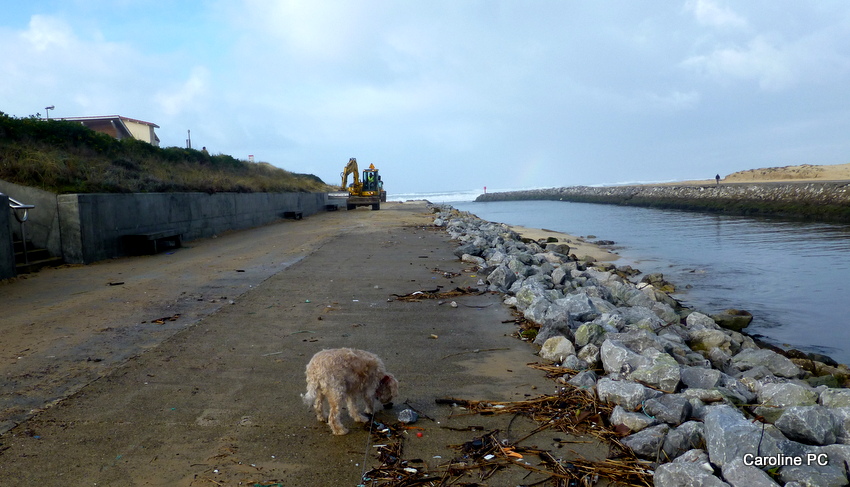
(431, 203, 850, 487)
(475, 182, 850, 223)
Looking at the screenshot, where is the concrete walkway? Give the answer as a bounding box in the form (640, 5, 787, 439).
(0, 202, 605, 486)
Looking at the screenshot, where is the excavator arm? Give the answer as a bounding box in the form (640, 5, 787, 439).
(341, 158, 360, 190)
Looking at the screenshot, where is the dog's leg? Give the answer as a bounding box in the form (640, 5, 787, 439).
(312, 389, 327, 423)
(347, 396, 370, 423)
(326, 392, 349, 435)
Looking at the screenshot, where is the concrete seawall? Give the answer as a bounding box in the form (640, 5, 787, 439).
(0, 194, 13, 279)
(475, 181, 850, 222)
(2, 178, 327, 277)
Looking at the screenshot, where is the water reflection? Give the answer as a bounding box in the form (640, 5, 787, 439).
(453, 200, 850, 364)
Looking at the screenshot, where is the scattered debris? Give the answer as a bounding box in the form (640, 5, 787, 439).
(391, 287, 484, 302)
(145, 314, 181, 325)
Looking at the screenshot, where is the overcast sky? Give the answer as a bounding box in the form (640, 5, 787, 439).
(2, 1, 849, 195)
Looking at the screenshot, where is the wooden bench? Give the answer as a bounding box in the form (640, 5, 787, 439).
(123, 229, 183, 255)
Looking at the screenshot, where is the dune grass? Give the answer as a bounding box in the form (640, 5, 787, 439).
(0, 112, 331, 194)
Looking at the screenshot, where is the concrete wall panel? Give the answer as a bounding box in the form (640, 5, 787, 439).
(60, 191, 327, 264)
(0, 180, 62, 258)
(0, 194, 15, 279)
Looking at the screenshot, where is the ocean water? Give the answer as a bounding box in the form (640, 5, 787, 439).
(390, 191, 850, 364)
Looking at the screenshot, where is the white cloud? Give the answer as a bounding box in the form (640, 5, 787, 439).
(154, 66, 212, 117)
(21, 15, 75, 51)
(685, 0, 747, 29)
(683, 36, 795, 91)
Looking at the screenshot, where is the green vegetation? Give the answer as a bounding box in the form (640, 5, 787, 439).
(0, 112, 331, 194)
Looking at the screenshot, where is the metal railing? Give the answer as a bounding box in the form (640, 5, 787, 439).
(8, 196, 35, 265)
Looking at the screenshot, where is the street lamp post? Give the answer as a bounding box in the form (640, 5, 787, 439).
(44, 105, 54, 120)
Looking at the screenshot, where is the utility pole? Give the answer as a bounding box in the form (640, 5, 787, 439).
(44, 105, 54, 120)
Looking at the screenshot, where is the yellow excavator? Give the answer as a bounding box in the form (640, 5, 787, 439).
(340, 157, 386, 210)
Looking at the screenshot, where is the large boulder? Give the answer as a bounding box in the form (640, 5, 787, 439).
(596, 377, 661, 410)
(621, 423, 669, 459)
(680, 366, 722, 389)
(643, 393, 693, 426)
(574, 323, 607, 347)
(610, 405, 658, 433)
(662, 421, 706, 461)
(732, 348, 803, 379)
(721, 458, 781, 487)
(627, 350, 681, 392)
(538, 336, 576, 363)
(704, 405, 785, 468)
(711, 309, 753, 332)
(774, 405, 840, 446)
(486, 264, 516, 291)
(820, 388, 850, 408)
(600, 339, 649, 375)
(654, 450, 730, 487)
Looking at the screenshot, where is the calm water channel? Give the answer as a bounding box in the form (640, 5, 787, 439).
(451, 200, 850, 365)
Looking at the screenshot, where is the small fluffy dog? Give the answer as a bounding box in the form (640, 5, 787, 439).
(302, 348, 398, 435)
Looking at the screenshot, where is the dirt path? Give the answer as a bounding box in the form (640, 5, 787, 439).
(0, 202, 609, 486)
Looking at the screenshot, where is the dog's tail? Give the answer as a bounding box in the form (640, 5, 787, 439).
(301, 383, 317, 406)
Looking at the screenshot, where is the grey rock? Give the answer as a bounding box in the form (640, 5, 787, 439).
(643, 393, 693, 426)
(711, 309, 753, 332)
(461, 253, 485, 266)
(610, 405, 657, 433)
(551, 266, 568, 286)
(689, 328, 732, 354)
(681, 366, 723, 389)
(662, 421, 706, 461)
(545, 242, 571, 255)
(830, 407, 850, 442)
(600, 339, 649, 376)
(621, 423, 669, 459)
(757, 382, 818, 407)
(567, 370, 597, 389)
(721, 458, 781, 487)
(561, 354, 588, 370)
(775, 405, 840, 446)
(779, 463, 848, 487)
(686, 311, 721, 331)
(533, 315, 576, 345)
(596, 377, 661, 410)
(538, 336, 576, 362)
(704, 405, 784, 468)
(453, 243, 483, 258)
(628, 350, 681, 392)
(716, 374, 757, 405)
(522, 296, 551, 324)
(552, 293, 599, 322)
(820, 388, 850, 408)
(486, 265, 516, 291)
(655, 458, 730, 487)
(607, 329, 666, 354)
(574, 323, 607, 347)
(577, 343, 600, 366)
(732, 348, 803, 379)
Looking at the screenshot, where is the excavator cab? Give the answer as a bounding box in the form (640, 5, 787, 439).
(361, 164, 382, 195)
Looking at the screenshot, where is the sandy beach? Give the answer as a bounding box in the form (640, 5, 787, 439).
(660, 161, 850, 186)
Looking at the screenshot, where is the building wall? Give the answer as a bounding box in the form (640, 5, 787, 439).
(124, 120, 158, 145)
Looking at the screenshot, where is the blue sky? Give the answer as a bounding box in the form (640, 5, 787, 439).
(2, 1, 849, 194)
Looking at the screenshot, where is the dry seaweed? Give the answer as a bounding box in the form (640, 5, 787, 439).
(391, 287, 484, 302)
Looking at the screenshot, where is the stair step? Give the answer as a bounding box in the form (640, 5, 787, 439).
(15, 256, 65, 274)
(15, 248, 51, 264)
